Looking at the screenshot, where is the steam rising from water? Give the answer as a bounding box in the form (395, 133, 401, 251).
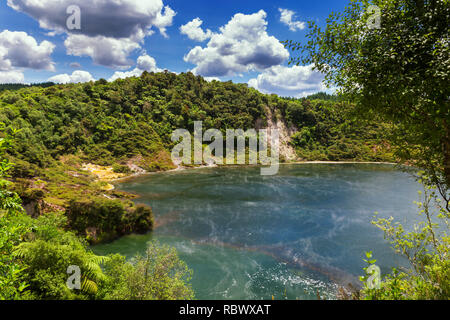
(94, 164, 420, 299)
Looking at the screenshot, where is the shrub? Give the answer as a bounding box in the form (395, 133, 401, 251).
(66, 197, 154, 243)
(112, 164, 131, 174)
(101, 241, 194, 300)
(359, 176, 449, 300)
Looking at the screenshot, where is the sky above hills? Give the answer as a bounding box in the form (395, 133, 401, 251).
(0, 0, 348, 97)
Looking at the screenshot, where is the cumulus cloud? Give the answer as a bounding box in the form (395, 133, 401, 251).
(204, 76, 220, 82)
(65, 35, 141, 69)
(7, 0, 175, 38)
(0, 30, 55, 71)
(108, 54, 162, 81)
(7, 0, 175, 68)
(279, 8, 305, 31)
(184, 10, 289, 77)
(48, 70, 94, 84)
(248, 64, 326, 97)
(180, 18, 213, 42)
(0, 70, 25, 84)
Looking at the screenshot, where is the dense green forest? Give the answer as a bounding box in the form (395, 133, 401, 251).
(0, 71, 393, 173)
(0, 82, 55, 92)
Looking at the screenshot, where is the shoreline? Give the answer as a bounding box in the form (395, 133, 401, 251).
(111, 160, 400, 184)
(285, 161, 398, 165)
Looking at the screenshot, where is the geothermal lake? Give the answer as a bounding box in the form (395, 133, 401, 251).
(93, 164, 421, 300)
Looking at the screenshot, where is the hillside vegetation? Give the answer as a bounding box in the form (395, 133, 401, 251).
(1, 71, 393, 170)
(0, 71, 395, 243)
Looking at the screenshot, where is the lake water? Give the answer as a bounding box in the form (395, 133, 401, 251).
(93, 164, 421, 300)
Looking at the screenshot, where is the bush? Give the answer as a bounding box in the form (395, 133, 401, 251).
(66, 197, 154, 243)
(358, 177, 449, 300)
(112, 164, 131, 174)
(100, 241, 194, 300)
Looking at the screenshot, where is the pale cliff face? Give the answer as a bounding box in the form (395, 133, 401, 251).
(259, 106, 298, 162)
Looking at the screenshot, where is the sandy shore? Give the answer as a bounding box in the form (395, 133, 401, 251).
(285, 161, 397, 165)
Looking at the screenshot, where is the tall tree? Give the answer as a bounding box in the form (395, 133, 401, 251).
(284, 0, 450, 189)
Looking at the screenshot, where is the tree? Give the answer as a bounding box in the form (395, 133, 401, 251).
(284, 0, 450, 189)
(284, 0, 450, 300)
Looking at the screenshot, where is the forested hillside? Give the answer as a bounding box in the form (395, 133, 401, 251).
(1, 71, 393, 173)
(0, 82, 55, 92)
(0, 71, 395, 244)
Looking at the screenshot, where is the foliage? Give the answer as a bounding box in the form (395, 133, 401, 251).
(1, 131, 108, 299)
(360, 178, 449, 300)
(0, 82, 55, 92)
(2, 210, 191, 300)
(12, 219, 108, 300)
(0, 129, 191, 300)
(284, 0, 449, 300)
(284, 0, 450, 185)
(301, 92, 340, 102)
(100, 241, 194, 300)
(112, 164, 131, 174)
(0, 127, 29, 299)
(66, 197, 154, 244)
(0, 72, 393, 173)
(0, 212, 31, 300)
(280, 98, 394, 161)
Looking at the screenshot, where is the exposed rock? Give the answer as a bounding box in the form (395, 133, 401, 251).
(23, 200, 43, 218)
(262, 107, 298, 161)
(126, 155, 147, 174)
(42, 201, 65, 213)
(23, 199, 65, 217)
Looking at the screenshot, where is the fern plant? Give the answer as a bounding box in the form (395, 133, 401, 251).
(13, 240, 109, 299)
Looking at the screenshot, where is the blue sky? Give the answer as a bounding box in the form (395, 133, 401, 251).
(0, 0, 349, 97)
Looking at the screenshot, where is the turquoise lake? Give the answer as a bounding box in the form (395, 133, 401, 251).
(93, 164, 421, 300)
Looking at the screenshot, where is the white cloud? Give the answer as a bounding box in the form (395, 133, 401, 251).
(48, 70, 94, 84)
(204, 76, 220, 82)
(248, 64, 326, 97)
(154, 5, 176, 38)
(184, 10, 289, 77)
(7, 0, 175, 38)
(0, 70, 25, 84)
(180, 18, 213, 42)
(7, 0, 175, 68)
(65, 35, 141, 69)
(136, 54, 159, 71)
(108, 69, 142, 82)
(108, 54, 162, 81)
(0, 30, 55, 71)
(279, 8, 305, 32)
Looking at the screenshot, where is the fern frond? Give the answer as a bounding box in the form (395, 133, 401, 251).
(12, 243, 32, 259)
(88, 255, 109, 265)
(81, 277, 98, 295)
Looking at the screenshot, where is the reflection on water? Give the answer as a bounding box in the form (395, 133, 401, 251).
(93, 164, 421, 300)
